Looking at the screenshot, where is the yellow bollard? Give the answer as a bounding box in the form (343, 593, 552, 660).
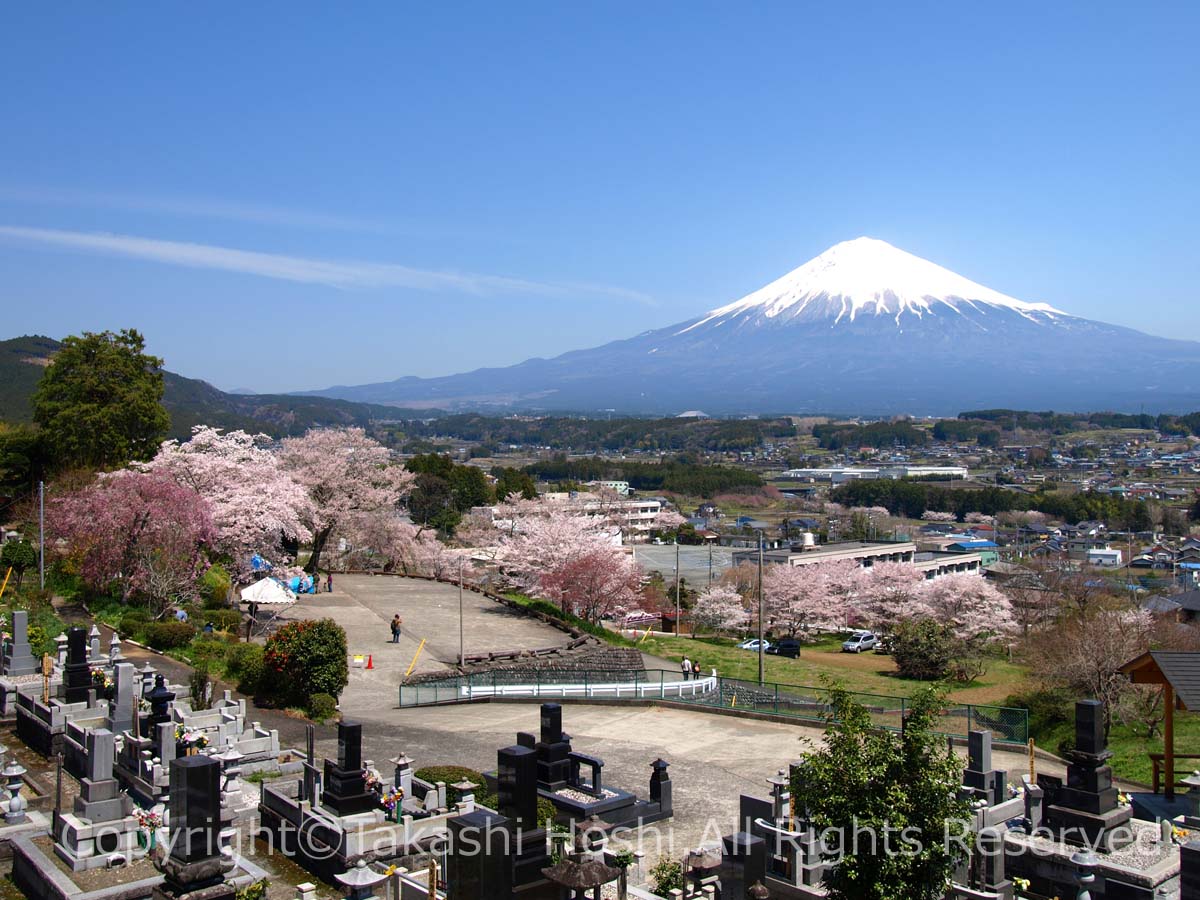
(405, 638, 428, 678)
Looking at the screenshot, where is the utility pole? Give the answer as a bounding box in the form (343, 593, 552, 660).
(458, 556, 465, 668)
(674, 541, 681, 637)
(39, 480, 45, 590)
(708, 541, 713, 583)
(757, 530, 765, 685)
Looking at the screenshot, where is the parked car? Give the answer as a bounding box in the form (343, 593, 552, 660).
(841, 631, 878, 653)
(766, 638, 801, 659)
(736, 638, 772, 652)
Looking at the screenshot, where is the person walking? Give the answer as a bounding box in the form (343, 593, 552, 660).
(390, 614, 403, 643)
(680, 655, 691, 681)
(327, 572, 333, 593)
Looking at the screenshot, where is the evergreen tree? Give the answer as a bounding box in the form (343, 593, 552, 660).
(32, 329, 169, 470)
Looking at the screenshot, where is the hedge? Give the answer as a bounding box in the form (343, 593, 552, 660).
(142, 621, 197, 651)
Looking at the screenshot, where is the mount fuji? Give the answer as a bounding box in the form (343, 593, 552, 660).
(305, 238, 1200, 415)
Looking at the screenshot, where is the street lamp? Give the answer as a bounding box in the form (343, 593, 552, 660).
(757, 529, 765, 685)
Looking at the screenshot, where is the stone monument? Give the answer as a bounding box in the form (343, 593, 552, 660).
(2, 610, 39, 676)
(153, 756, 235, 900)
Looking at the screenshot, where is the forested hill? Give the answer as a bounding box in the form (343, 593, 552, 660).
(0, 335, 406, 438)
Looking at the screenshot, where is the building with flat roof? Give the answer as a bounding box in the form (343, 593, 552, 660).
(731, 540, 983, 579)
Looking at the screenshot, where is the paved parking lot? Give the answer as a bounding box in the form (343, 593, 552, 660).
(282, 574, 574, 711)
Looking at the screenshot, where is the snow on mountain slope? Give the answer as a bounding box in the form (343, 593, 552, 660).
(679, 237, 1064, 333)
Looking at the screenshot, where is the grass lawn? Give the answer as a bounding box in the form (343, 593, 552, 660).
(636, 631, 1031, 706)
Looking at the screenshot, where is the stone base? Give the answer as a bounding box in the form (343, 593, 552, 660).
(152, 885, 235, 900)
(1045, 802, 1134, 851)
(53, 812, 146, 871)
(155, 851, 236, 895)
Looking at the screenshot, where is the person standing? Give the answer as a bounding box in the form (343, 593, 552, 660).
(391, 614, 403, 643)
(692, 659, 702, 680)
(327, 572, 333, 593)
(681, 655, 691, 681)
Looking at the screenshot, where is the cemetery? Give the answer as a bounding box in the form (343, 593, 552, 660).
(0, 597, 1197, 900)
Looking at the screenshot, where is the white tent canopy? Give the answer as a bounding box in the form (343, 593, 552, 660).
(240, 578, 296, 605)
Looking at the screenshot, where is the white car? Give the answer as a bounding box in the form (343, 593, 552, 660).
(841, 631, 878, 653)
(736, 638, 772, 652)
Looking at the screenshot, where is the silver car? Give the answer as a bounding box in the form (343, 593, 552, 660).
(841, 631, 878, 653)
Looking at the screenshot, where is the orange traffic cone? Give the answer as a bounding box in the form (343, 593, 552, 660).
(366, 654, 374, 670)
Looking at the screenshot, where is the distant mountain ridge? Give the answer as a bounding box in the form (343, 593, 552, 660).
(299, 238, 1200, 415)
(0, 335, 405, 438)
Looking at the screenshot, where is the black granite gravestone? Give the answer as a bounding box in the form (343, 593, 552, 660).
(149, 674, 176, 728)
(170, 756, 221, 864)
(63, 626, 92, 704)
(498, 744, 539, 829)
(650, 758, 672, 811)
(320, 720, 377, 817)
(535, 703, 571, 789)
(1040, 699, 1132, 851)
(153, 756, 234, 900)
(446, 809, 511, 900)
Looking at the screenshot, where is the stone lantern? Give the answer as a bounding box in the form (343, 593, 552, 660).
(335, 859, 388, 900)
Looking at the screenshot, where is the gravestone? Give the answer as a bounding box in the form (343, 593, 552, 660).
(963, 731, 1007, 806)
(153, 755, 234, 900)
(109, 662, 136, 734)
(497, 744, 539, 829)
(1039, 699, 1132, 851)
(320, 720, 377, 817)
(2, 610, 39, 676)
(89, 625, 101, 661)
(76, 728, 124, 822)
(63, 627, 92, 705)
(446, 809, 511, 900)
(650, 758, 672, 811)
(54, 726, 144, 870)
(149, 675, 175, 728)
(535, 703, 571, 788)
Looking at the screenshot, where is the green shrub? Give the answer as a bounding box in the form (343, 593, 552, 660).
(190, 662, 212, 710)
(650, 858, 684, 895)
(1003, 686, 1073, 750)
(415, 765, 487, 789)
(142, 621, 197, 651)
(118, 610, 151, 638)
(261, 619, 348, 708)
(200, 609, 242, 633)
(225, 643, 265, 696)
(889, 619, 956, 680)
(200, 565, 232, 608)
(189, 635, 234, 667)
(474, 789, 558, 827)
(306, 693, 338, 722)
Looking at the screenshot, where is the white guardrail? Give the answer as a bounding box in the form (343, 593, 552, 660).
(457, 672, 719, 701)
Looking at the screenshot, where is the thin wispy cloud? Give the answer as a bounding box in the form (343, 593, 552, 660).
(0, 225, 655, 304)
(0, 185, 383, 233)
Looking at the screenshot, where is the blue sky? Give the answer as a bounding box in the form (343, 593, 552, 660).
(1, 3, 1196, 393)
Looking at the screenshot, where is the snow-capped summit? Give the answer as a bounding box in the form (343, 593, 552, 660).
(680, 237, 1064, 333)
(305, 236, 1200, 415)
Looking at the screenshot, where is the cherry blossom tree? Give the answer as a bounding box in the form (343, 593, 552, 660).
(854, 562, 929, 629)
(141, 426, 311, 572)
(763, 561, 855, 636)
(920, 573, 1015, 639)
(920, 510, 957, 523)
(278, 427, 415, 573)
(691, 585, 749, 633)
(651, 508, 688, 532)
(46, 471, 214, 615)
(540, 548, 642, 622)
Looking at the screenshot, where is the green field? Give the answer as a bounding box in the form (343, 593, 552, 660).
(636, 631, 1028, 704)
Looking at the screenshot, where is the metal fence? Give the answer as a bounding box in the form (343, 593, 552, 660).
(398, 669, 1028, 745)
